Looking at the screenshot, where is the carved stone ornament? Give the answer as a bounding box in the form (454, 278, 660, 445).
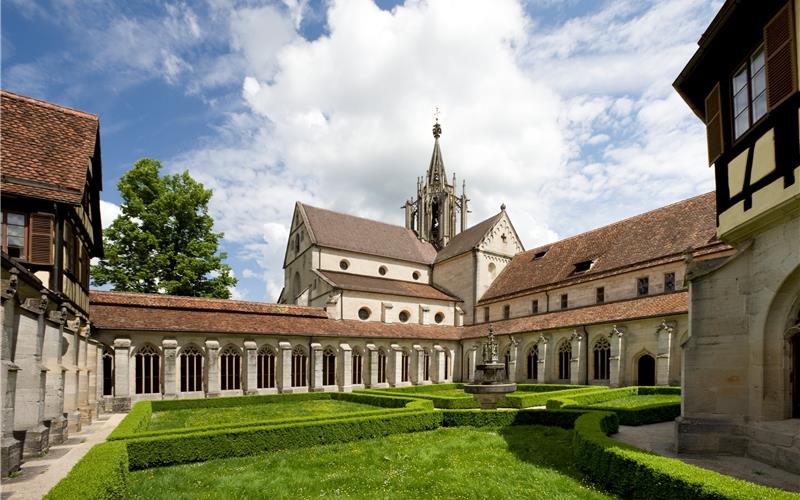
(1, 268, 19, 302)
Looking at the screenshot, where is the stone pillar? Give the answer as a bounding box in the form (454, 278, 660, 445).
(77, 320, 92, 425)
(310, 342, 323, 392)
(113, 338, 131, 411)
(455, 306, 465, 327)
(365, 343, 381, 388)
(569, 330, 586, 386)
(94, 342, 103, 416)
(388, 344, 406, 387)
(243, 341, 258, 394)
(418, 305, 430, 325)
(162, 339, 178, 399)
(411, 345, 425, 384)
(536, 336, 549, 383)
(205, 340, 220, 397)
(86, 341, 97, 420)
(381, 302, 394, 323)
(656, 321, 675, 386)
(609, 326, 626, 388)
(466, 345, 478, 382)
(506, 337, 519, 383)
(432, 345, 445, 383)
(339, 343, 353, 392)
(1, 269, 22, 475)
(277, 341, 293, 392)
(47, 306, 68, 442)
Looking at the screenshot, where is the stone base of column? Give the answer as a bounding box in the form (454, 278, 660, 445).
(392, 381, 412, 388)
(112, 396, 131, 412)
(280, 387, 308, 394)
(370, 383, 390, 389)
(418, 380, 433, 386)
(1, 436, 22, 476)
(67, 410, 82, 433)
(79, 406, 94, 426)
(48, 415, 69, 445)
(339, 384, 353, 393)
(310, 386, 325, 393)
(205, 391, 221, 398)
(16, 423, 50, 458)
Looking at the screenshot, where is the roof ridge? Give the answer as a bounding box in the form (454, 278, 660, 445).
(89, 290, 318, 311)
(1, 89, 98, 121)
(525, 191, 716, 254)
(299, 202, 418, 234)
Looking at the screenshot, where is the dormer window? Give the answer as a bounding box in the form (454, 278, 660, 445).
(533, 249, 548, 260)
(572, 259, 594, 274)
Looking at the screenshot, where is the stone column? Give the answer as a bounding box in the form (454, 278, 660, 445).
(86, 341, 97, 419)
(656, 321, 675, 386)
(418, 305, 430, 325)
(506, 337, 519, 383)
(388, 344, 404, 387)
(466, 345, 478, 382)
(205, 340, 220, 397)
(1, 269, 22, 475)
(609, 326, 626, 388)
(569, 330, 586, 386)
(432, 345, 445, 383)
(94, 342, 103, 416)
(411, 345, 425, 385)
(243, 341, 258, 394)
(536, 336, 549, 383)
(310, 342, 323, 392)
(162, 339, 178, 399)
(455, 306, 465, 327)
(365, 344, 380, 387)
(339, 343, 353, 392)
(277, 341, 293, 392)
(78, 321, 92, 425)
(112, 338, 131, 411)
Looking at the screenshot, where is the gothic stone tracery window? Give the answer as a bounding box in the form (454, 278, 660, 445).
(377, 349, 387, 384)
(558, 340, 571, 381)
(352, 348, 363, 385)
(135, 344, 160, 395)
(423, 351, 431, 381)
(527, 345, 538, 380)
(220, 345, 242, 391)
(593, 336, 611, 380)
(102, 345, 114, 396)
(180, 345, 203, 393)
(323, 347, 336, 386)
(401, 350, 410, 382)
(292, 346, 308, 387)
(257, 345, 276, 389)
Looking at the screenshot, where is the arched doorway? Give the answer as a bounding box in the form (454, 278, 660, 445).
(638, 354, 655, 386)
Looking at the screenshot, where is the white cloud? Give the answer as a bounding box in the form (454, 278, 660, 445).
(99, 200, 121, 230)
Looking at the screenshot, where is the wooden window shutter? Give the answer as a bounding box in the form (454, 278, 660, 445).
(29, 214, 54, 264)
(704, 82, 723, 165)
(765, 3, 797, 109)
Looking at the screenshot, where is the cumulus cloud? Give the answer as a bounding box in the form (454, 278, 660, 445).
(99, 200, 122, 230)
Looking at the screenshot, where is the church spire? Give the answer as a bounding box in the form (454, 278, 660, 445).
(427, 118, 446, 185)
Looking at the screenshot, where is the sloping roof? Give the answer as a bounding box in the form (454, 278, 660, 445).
(300, 203, 437, 264)
(463, 291, 688, 339)
(90, 291, 328, 318)
(318, 270, 460, 302)
(435, 212, 503, 263)
(1, 90, 98, 205)
(480, 192, 726, 302)
(90, 292, 461, 340)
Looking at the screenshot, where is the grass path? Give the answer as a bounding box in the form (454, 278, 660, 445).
(147, 399, 381, 431)
(128, 425, 613, 499)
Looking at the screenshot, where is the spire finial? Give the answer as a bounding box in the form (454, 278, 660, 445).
(432, 107, 441, 139)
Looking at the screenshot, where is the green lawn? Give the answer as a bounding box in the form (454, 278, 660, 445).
(589, 394, 680, 409)
(128, 426, 613, 499)
(147, 399, 382, 431)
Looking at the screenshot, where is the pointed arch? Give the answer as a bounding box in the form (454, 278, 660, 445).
(134, 343, 160, 395)
(322, 346, 336, 386)
(291, 345, 308, 387)
(351, 347, 363, 385)
(180, 344, 204, 392)
(593, 336, 611, 380)
(557, 339, 571, 381)
(257, 344, 276, 389)
(526, 344, 539, 380)
(220, 344, 242, 391)
(377, 348, 388, 384)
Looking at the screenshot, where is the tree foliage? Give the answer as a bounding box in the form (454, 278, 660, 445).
(93, 158, 237, 298)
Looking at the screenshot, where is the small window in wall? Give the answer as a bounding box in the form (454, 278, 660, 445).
(732, 46, 766, 139)
(484, 307, 490, 322)
(637, 277, 649, 296)
(503, 305, 510, 320)
(664, 272, 676, 292)
(531, 300, 538, 314)
(339, 259, 349, 270)
(412, 271, 420, 280)
(434, 312, 445, 324)
(596, 287, 605, 304)
(398, 310, 410, 323)
(358, 307, 371, 321)
(2, 211, 26, 259)
(560, 294, 568, 309)
(378, 265, 388, 276)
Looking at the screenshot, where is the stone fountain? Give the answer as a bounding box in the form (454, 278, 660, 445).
(464, 324, 517, 409)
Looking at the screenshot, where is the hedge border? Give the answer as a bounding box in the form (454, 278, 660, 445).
(572, 412, 798, 500)
(440, 408, 599, 429)
(547, 386, 681, 425)
(43, 441, 128, 500)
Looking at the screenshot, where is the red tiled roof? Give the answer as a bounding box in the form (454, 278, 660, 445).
(435, 212, 502, 263)
(90, 291, 327, 318)
(480, 192, 727, 302)
(90, 293, 461, 340)
(1, 90, 98, 205)
(463, 291, 688, 339)
(300, 203, 437, 264)
(318, 270, 459, 302)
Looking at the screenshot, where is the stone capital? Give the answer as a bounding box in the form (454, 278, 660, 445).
(162, 339, 178, 349)
(338, 343, 352, 352)
(365, 343, 377, 352)
(278, 341, 292, 350)
(389, 343, 403, 352)
(432, 344, 445, 352)
(310, 342, 322, 351)
(113, 338, 131, 349)
(243, 340, 257, 350)
(412, 344, 423, 352)
(205, 340, 220, 350)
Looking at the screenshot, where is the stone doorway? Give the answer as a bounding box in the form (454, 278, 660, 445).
(638, 354, 655, 386)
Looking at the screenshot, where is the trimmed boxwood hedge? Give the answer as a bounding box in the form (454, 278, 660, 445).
(440, 408, 599, 429)
(125, 409, 441, 469)
(504, 386, 609, 408)
(44, 441, 129, 500)
(547, 386, 681, 425)
(360, 388, 480, 409)
(572, 412, 798, 499)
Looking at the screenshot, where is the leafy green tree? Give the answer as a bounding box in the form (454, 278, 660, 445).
(93, 158, 237, 298)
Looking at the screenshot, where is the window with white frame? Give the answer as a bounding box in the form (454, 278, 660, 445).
(732, 46, 766, 139)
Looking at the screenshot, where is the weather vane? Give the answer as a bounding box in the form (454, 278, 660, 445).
(434, 106, 440, 123)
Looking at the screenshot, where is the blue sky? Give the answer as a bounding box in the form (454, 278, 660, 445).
(2, 0, 722, 301)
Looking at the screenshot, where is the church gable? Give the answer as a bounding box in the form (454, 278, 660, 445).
(477, 211, 524, 257)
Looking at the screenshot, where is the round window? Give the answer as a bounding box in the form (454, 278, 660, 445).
(358, 307, 370, 320)
(378, 265, 387, 276)
(434, 312, 445, 324)
(398, 310, 410, 323)
(340, 259, 349, 270)
(412, 271, 420, 280)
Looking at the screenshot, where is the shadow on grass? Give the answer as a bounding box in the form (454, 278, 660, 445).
(498, 425, 589, 482)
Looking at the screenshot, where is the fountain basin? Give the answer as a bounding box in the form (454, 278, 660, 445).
(463, 382, 517, 409)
